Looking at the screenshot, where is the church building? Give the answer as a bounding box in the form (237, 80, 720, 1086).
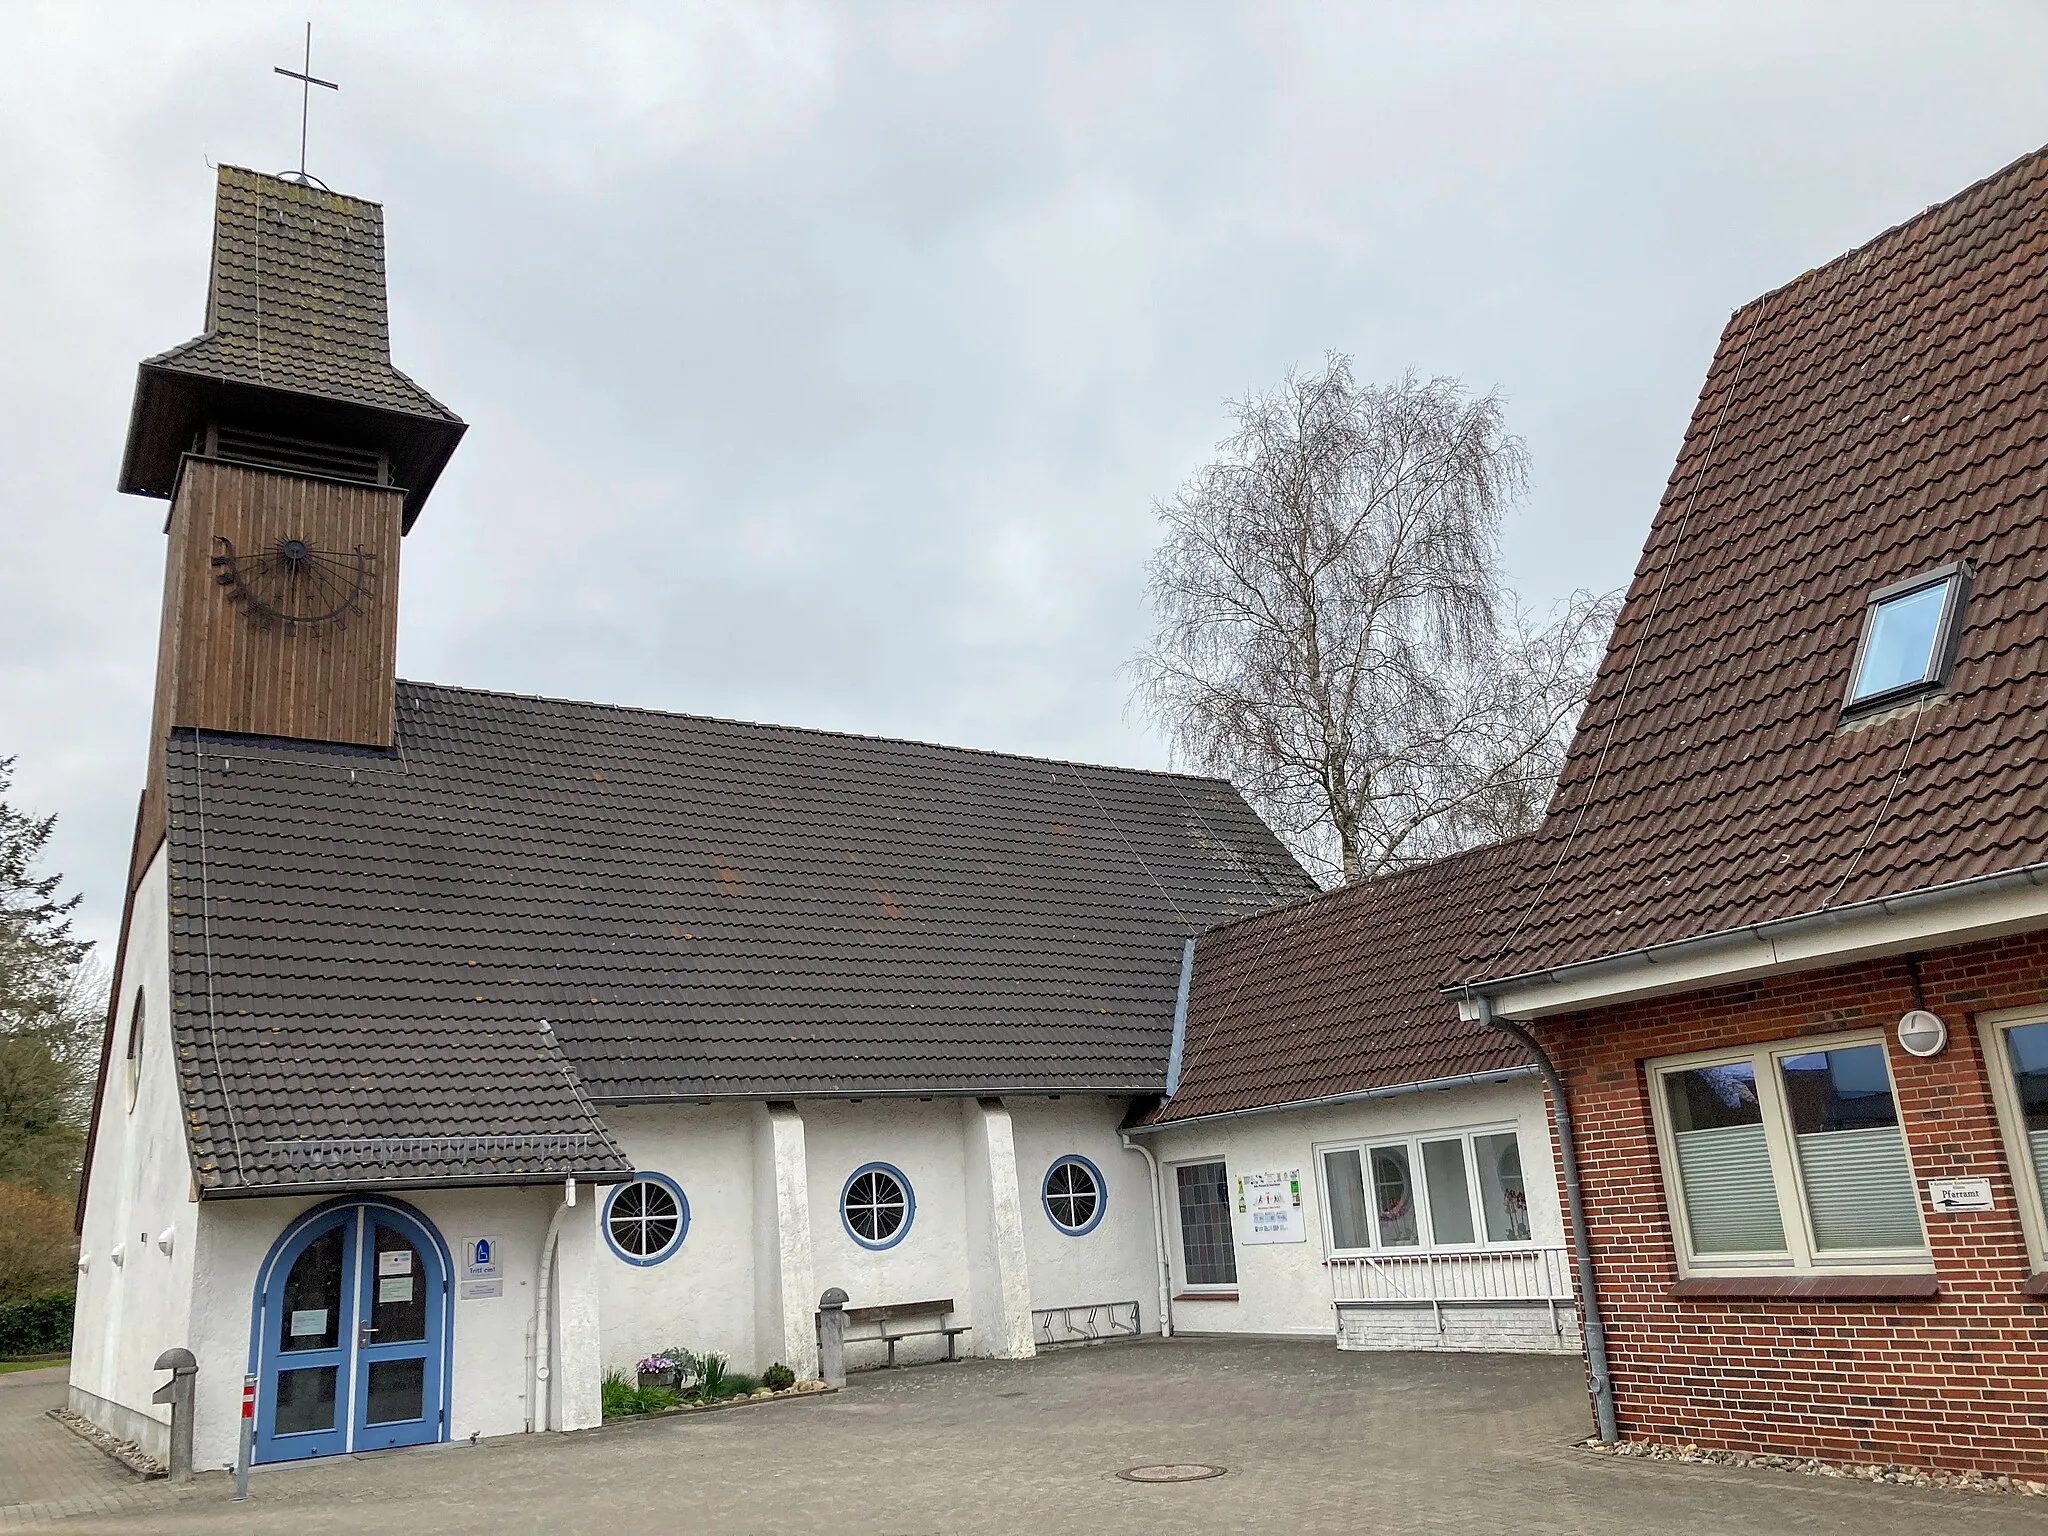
(69, 165, 1317, 1469)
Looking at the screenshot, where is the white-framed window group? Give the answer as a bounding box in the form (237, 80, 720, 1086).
(1648, 1031, 1929, 1277)
(1318, 1126, 1530, 1253)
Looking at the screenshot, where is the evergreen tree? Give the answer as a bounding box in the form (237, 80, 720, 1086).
(0, 756, 100, 1203)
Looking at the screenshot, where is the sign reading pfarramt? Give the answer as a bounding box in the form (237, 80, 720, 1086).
(1925, 1178, 1995, 1213)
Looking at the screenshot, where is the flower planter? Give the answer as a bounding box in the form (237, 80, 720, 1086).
(638, 1369, 675, 1392)
(606, 1381, 834, 1425)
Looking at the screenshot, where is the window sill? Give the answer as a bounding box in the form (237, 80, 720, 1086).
(1173, 1291, 1238, 1302)
(2020, 1273, 2048, 1297)
(1670, 1274, 1938, 1301)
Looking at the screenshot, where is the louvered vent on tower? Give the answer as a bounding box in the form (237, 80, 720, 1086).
(212, 425, 387, 486)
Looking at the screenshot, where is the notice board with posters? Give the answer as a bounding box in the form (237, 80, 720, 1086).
(1236, 1169, 1306, 1244)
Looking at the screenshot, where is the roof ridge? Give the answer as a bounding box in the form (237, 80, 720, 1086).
(1191, 834, 1529, 943)
(394, 677, 1252, 791)
(217, 162, 383, 212)
(1735, 139, 2048, 319)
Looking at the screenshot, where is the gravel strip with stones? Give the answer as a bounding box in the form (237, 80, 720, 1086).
(1579, 1438, 2048, 1496)
(49, 1407, 166, 1478)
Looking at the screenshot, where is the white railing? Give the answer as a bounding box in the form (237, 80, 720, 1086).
(1328, 1246, 1575, 1338)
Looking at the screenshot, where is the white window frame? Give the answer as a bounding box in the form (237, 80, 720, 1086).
(1976, 1002, 2048, 1274)
(1647, 1030, 1932, 1279)
(1313, 1122, 1532, 1256)
(1166, 1155, 1238, 1293)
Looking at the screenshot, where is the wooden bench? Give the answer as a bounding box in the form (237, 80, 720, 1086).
(843, 1298, 971, 1367)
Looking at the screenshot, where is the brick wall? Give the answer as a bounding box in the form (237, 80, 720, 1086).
(1534, 930, 2048, 1476)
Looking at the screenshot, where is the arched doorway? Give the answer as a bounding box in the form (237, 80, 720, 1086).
(249, 1197, 452, 1463)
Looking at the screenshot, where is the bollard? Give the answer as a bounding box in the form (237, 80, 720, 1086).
(817, 1287, 849, 1389)
(149, 1349, 197, 1484)
(233, 1373, 255, 1500)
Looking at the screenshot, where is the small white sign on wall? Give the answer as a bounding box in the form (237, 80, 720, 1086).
(463, 1237, 502, 1279)
(1236, 1169, 1306, 1245)
(1926, 1178, 1996, 1213)
(460, 1236, 504, 1300)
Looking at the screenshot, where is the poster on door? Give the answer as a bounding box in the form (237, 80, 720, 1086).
(1235, 1169, 1306, 1244)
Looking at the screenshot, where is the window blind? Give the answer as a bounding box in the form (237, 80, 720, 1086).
(1673, 1123, 1787, 1255)
(1795, 1126, 1923, 1251)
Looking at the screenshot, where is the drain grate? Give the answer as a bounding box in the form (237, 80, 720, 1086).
(1116, 1463, 1227, 1484)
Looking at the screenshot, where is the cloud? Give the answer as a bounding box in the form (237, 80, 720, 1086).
(4, 1, 2047, 953)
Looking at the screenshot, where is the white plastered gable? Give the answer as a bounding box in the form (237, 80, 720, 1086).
(70, 840, 198, 1458)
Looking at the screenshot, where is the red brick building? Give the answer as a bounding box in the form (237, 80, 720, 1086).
(1451, 146, 2048, 1475)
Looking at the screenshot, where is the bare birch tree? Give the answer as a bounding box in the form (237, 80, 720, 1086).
(1132, 357, 1616, 885)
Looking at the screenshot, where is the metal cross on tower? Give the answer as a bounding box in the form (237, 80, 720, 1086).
(274, 23, 338, 187)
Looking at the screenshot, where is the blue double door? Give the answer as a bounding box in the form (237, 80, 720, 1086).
(255, 1202, 449, 1463)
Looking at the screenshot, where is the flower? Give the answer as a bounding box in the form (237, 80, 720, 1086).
(636, 1355, 674, 1374)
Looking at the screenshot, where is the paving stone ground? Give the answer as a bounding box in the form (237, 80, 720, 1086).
(0, 1368, 163, 1529)
(7, 1339, 2048, 1533)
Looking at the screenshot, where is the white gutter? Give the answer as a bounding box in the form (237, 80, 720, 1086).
(1120, 1134, 1174, 1338)
(526, 1176, 576, 1433)
(1124, 1065, 1539, 1136)
(1450, 860, 2048, 1016)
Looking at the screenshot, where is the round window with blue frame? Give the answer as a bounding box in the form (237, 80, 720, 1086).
(1042, 1154, 1105, 1235)
(603, 1172, 689, 1266)
(840, 1162, 914, 1250)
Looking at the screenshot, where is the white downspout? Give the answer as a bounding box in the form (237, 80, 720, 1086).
(528, 1177, 576, 1433)
(1122, 1135, 1173, 1338)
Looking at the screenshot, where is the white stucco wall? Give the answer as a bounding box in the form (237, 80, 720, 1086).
(595, 1097, 1159, 1377)
(1008, 1096, 1161, 1337)
(547, 1195, 603, 1433)
(802, 1100, 973, 1368)
(1137, 1077, 1568, 1348)
(598, 1104, 764, 1374)
(70, 843, 194, 1458)
(959, 1099, 1034, 1358)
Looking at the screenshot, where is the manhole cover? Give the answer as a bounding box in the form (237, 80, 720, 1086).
(1116, 1463, 1227, 1484)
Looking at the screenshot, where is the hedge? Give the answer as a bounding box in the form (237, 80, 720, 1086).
(0, 1291, 74, 1356)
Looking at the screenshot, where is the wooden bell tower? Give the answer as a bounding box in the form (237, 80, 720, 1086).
(119, 166, 465, 869)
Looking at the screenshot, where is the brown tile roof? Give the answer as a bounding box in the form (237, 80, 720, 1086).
(1459, 144, 2048, 987)
(165, 682, 1316, 1189)
(1141, 840, 1531, 1127)
(120, 167, 465, 526)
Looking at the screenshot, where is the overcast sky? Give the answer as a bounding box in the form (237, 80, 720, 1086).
(5, 1, 2047, 957)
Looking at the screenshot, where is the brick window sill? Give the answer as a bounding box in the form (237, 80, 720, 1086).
(1670, 1274, 1939, 1301)
(2021, 1273, 2048, 1297)
(1173, 1291, 1239, 1302)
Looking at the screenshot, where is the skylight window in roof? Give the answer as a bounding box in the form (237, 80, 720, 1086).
(1844, 562, 1971, 713)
